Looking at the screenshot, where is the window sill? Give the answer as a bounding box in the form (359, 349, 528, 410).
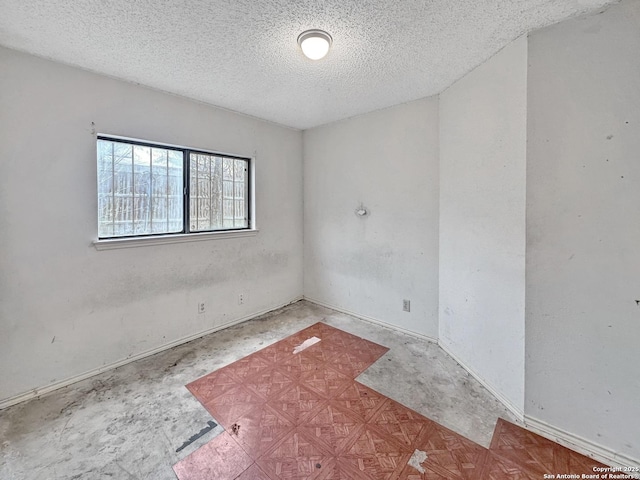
(93, 229, 259, 251)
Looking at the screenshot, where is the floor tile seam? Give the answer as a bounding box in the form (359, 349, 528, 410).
(482, 451, 542, 479)
(294, 425, 351, 457)
(266, 395, 331, 426)
(298, 421, 367, 457)
(369, 416, 435, 452)
(254, 438, 334, 469)
(332, 456, 385, 480)
(202, 383, 265, 409)
(297, 376, 355, 400)
(228, 419, 297, 464)
(232, 461, 258, 480)
(415, 412, 491, 451)
(363, 421, 426, 454)
(321, 397, 373, 424)
(487, 449, 549, 476)
(255, 456, 332, 480)
(422, 460, 469, 479)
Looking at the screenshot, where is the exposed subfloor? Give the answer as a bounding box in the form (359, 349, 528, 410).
(0, 300, 516, 479)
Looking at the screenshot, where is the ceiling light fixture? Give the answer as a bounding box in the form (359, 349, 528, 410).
(297, 29, 332, 60)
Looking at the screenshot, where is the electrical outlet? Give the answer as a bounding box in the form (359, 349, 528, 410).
(198, 302, 206, 314)
(403, 299, 411, 312)
(238, 293, 244, 305)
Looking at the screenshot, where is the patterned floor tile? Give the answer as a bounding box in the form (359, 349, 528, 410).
(345, 425, 413, 457)
(244, 366, 297, 401)
(269, 383, 327, 425)
(347, 338, 390, 363)
(339, 427, 412, 480)
(479, 452, 540, 480)
(221, 353, 272, 383)
(279, 349, 324, 379)
(256, 429, 332, 480)
(489, 419, 558, 475)
(299, 402, 366, 456)
(299, 344, 341, 364)
(489, 419, 608, 477)
(368, 399, 433, 449)
(295, 322, 342, 340)
(202, 384, 265, 429)
(255, 340, 297, 365)
(177, 324, 606, 480)
(186, 369, 242, 405)
(326, 351, 373, 378)
(227, 403, 295, 460)
(299, 366, 352, 399)
(323, 328, 362, 347)
(411, 421, 488, 479)
(234, 463, 272, 480)
(566, 450, 609, 475)
(333, 381, 388, 422)
(173, 431, 253, 480)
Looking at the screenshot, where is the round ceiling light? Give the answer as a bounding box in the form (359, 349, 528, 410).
(297, 29, 332, 60)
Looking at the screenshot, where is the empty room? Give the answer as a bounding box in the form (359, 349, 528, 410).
(1, 0, 639, 478)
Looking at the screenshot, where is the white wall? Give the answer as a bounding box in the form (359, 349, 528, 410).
(526, 0, 640, 462)
(439, 36, 528, 415)
(0, 47, 303, 404)
(303, 98, 440, 338)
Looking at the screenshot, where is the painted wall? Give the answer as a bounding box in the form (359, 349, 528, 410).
(439, 36, 528, 415)
(0, 47, 303, 404)
(303, 98, 440, 338)
(526, 0, 640, 462)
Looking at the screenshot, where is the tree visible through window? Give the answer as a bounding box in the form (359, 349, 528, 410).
(97, 137, 250, 239)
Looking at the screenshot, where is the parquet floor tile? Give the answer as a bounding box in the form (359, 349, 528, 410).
(326, 351, 373, 378)
(339, 426, 412, 480)
(268, 383, 328, 425)
(256, 429, 333, 480)
(368, 398, 433, 450)
(244, 365, 297, 401)
(221, 352, 272, 383)
(299, 366, 352, 399)
(227, 402, 295, 460)
(172, 431, 252, 480)
(185, 368, 242, 405)
(479, 452, 539, 480)
(299, 402, 365, 456)
(488, 418, 608, 477)
(201, 384, 264, 429)
(174, 323, 616, 480)
(346, 337, 390, 363)
(333, 381, 388, 422)
(234, 463, 272, 480)
(410, 419, 488, 479)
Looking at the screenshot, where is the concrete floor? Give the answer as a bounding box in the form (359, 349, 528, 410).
(0, 300, 516, 480)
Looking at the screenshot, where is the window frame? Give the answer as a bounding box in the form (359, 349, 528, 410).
(94, 135, 255, 246)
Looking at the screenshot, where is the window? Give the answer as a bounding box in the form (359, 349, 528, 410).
(97, 137, 250, 239)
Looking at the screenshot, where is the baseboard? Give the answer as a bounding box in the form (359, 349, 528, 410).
(438, 340, 525, 422)
(303, 297, 438, 344)
(524, 415, 640, 472)
(0, 296, 303, 411)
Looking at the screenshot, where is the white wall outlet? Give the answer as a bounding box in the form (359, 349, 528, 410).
(198, 302, 206, 314)
(403, 299, 411, 312)
(238, 293, 244, 305)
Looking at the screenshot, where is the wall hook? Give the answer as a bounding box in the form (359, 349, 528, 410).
(355, 204, 369, 217)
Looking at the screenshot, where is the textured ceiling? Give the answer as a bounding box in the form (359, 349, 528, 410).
(0, 0, 620, 129)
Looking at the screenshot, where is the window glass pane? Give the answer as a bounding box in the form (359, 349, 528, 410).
(98, 139, 249, 239)
(167, 150, 184, 232)
(190, 154, 248, 231)
(97, 139, 183, 238)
